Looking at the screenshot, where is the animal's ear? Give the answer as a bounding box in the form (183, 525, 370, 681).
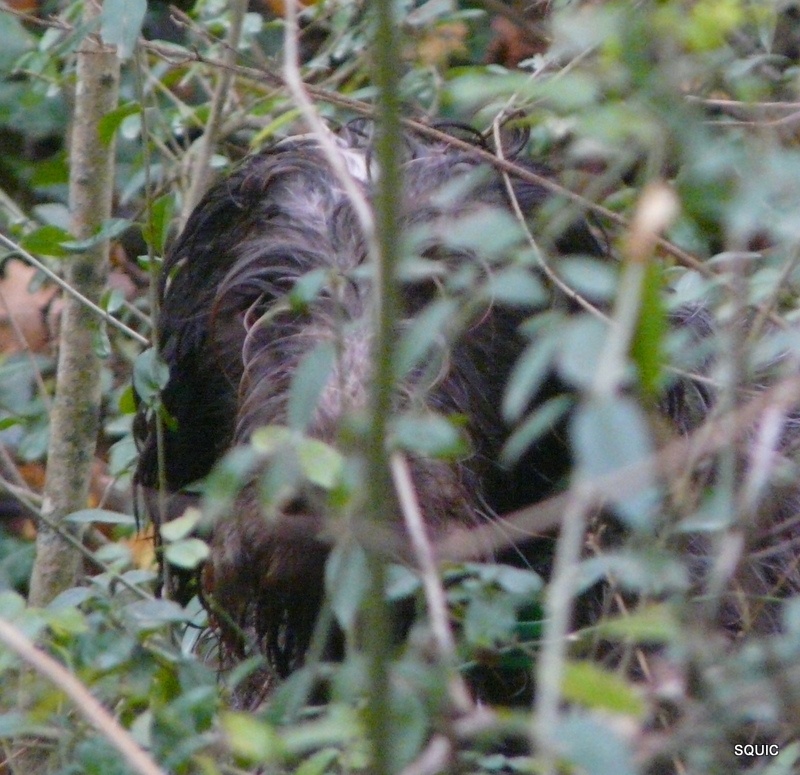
(485, 114, 530, 159)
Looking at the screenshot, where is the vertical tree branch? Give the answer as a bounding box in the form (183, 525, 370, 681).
(28, 2, 120, 607)
(533, 486, 594, 775)
(363, 2, 404, 774)
(17, 9, 121, 772)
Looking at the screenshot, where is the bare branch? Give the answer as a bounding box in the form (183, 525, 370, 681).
(0, 233, 148, 346)
(391, 453, 473, 714)
(180, 0, 248, 225)
(0, 616, 167, 775)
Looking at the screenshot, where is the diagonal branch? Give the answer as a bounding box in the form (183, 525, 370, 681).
(0, 616, 166, 775)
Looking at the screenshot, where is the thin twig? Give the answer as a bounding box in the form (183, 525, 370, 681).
(0, 474, 152, 602)
(491, 117, 609, 322)
(435, 373, 800, 562)
(0, 183, 29, 226)
(0, 616, 167, 775)
(533, 485, 595, 774)
(745, 248, 800, 346)
(0, 446, 29, 491)
(180, 0, 248, 224)
(705, 111, 800, 128)
(0, 281, 53, 411)
(398, 734, 453, 775)
(391, 453, 473, 714)
(133, 42, 171, 588)
(686, 95, 800, 111)
(281, 0, 375, 246)
(138, 36, 793, 337)
(0, 233, 148, 346)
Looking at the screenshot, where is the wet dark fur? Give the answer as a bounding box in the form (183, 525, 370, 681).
(134, 126, 799, 679)
(134, 126, 605, 673)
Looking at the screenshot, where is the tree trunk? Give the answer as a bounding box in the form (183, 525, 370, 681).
(15, 5, 120, 774)
(28, 4, 119, 607)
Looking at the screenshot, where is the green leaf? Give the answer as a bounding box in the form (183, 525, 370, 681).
(391, 412, 467, 458)
(118, 384, 137, 414)
(296, 748, 340, 775)
(558, 257, 619, 302)
(447, 71, 535, 110)
(60, 218, 132, 253)
(94, 542, 133, 567)
(164, 538, 210, 570)
(76, 737, 135, 775)
(250, 425, 292, 453)
(570, 397, 655, 529)
(396, 298, 457, 379)
(97, 101, 139, 145)
(292, 437, 343, 490)
(142, 193, 175, 255)
(222, 712, 285, 763)
(386, 564, 421, 600)
(289, 268, 329, 310)
(133, 348, 170, 404)
(591, 604, 681, 644)
(109, 435, 138, 477)
(556, 314, 608, 389)
(64, 508, 135, 526)
(19, 224, 71, 257)
(556, 712, 637, 775)
(388, 684, 429, 768)
(281, 705, 362, 755)
(476, 564, 543, 596)
(501, 394, 572, 466)
(123, 599, 191, 627)
(258, 446, 304, 507)
(325, 542, 370, 631)
(43, 606, 88, 636)
(0, 591, 25, 620)
(159, 508, 202, 542)
(100, 286, 126, 314)
(100, 0, 147, 60)
(686, 0, 745, 50)
(464, 592, 517, 648)
(288, 341, 336, 431)
(92, 322, 111, 360)
(561, 661, 646, 716)
(502, 334, 558, 422)
(0, 712, 38, 738)
(448, 209, 524, 260)
(0, 13, 34, 71)
(577, 552, 688, 596)
(483, 267, 547, 307)
(48, 586, 96, 610)
(204, 446, 261, 515)
(251, 107, 304, 148)
(0, 606, 45, 659)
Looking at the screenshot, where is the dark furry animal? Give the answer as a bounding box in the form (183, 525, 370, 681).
(134, 124, 605, 675)
(133, 124, 798, 680)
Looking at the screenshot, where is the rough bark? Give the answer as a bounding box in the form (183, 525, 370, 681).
(28, 6, 120, 607)
(15, 8, 120, 774)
